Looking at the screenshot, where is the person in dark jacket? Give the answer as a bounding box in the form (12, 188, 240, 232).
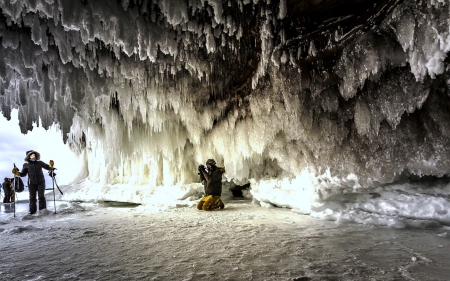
(2, 177, 13, 203)
(13, 150, 53, 214)
(197, 159, 225, 211)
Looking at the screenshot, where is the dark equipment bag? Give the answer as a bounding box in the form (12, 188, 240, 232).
(13, 177, 24, 192)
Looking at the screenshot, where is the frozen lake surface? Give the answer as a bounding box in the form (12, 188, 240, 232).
(1, 199, 449, 281)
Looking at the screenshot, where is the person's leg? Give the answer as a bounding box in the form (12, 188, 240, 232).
(197, 196, 207, 210)
(3, 193, 10, 203)
(198, 195, 213, 210)
(28, 183, 38, 214)
(202, 195, 215, 211)
(210, 196, 224, 210)
(37, 182, 47, 210)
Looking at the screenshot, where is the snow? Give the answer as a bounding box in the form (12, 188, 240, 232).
(1, 0, 450, 241)
(1, 198, 449, 280)
(9, 170, 446, 230)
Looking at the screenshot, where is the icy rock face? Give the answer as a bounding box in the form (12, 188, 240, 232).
(0, 0, 450, 207)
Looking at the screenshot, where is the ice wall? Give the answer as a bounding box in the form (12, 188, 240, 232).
(1, 0, 450, 210)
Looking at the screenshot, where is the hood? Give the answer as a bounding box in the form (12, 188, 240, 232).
(25, 150, 41, 162)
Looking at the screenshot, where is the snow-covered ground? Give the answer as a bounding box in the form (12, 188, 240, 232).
(1, 197, 449, 281)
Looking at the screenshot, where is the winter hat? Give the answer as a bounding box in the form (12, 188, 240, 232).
(4, 177, 8, 182)
(206, 159, 216, 166)
(25, 150, 40, 161)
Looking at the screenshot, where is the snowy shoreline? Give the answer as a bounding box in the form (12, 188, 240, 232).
(1, 200, 449, 280)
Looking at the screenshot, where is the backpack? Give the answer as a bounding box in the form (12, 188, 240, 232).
(12, 177, 24, 192)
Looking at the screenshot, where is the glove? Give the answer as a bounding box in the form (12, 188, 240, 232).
(198, 165, 205, 172)
(12, 167, 19, 175)
(49, 160, 54, 168)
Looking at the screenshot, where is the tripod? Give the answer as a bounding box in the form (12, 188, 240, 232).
(47, 169, 64, 214)
(12, 177, 18, 217)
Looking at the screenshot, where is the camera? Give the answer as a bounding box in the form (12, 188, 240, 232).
(198, 164, 208, 172)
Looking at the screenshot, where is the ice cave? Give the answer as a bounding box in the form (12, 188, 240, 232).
(2, 0, 450, 223)
(2, 0, 450, 280)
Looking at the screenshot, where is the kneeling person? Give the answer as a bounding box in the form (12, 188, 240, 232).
(197, 159, 225, 211)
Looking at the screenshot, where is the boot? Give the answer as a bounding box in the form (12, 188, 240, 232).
(218, 199, 225, 209)
(207, 196, 223, 210)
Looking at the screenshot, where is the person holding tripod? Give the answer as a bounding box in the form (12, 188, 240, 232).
(12, 150, 54, 215)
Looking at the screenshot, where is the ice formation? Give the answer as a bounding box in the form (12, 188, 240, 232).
(1, 0, 450, 220)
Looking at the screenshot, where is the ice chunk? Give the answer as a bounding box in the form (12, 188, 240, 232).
(354, 100, 371, 137)
(278, 0, 286, 19)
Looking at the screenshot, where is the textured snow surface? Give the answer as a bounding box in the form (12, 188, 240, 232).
(41, 175, 450, 229)
(1, 200, 449, 281)
(1, 0, 450, 221)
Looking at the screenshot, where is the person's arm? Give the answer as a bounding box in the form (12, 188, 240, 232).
(42, 161, 52, 171)
(198, 165, 211, 182)
(18, 164, 28, 177)
(199, 169, 206, 182)
(201, 169, 212, 182)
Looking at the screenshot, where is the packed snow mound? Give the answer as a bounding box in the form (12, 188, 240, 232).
(56, 179, 207, 208)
